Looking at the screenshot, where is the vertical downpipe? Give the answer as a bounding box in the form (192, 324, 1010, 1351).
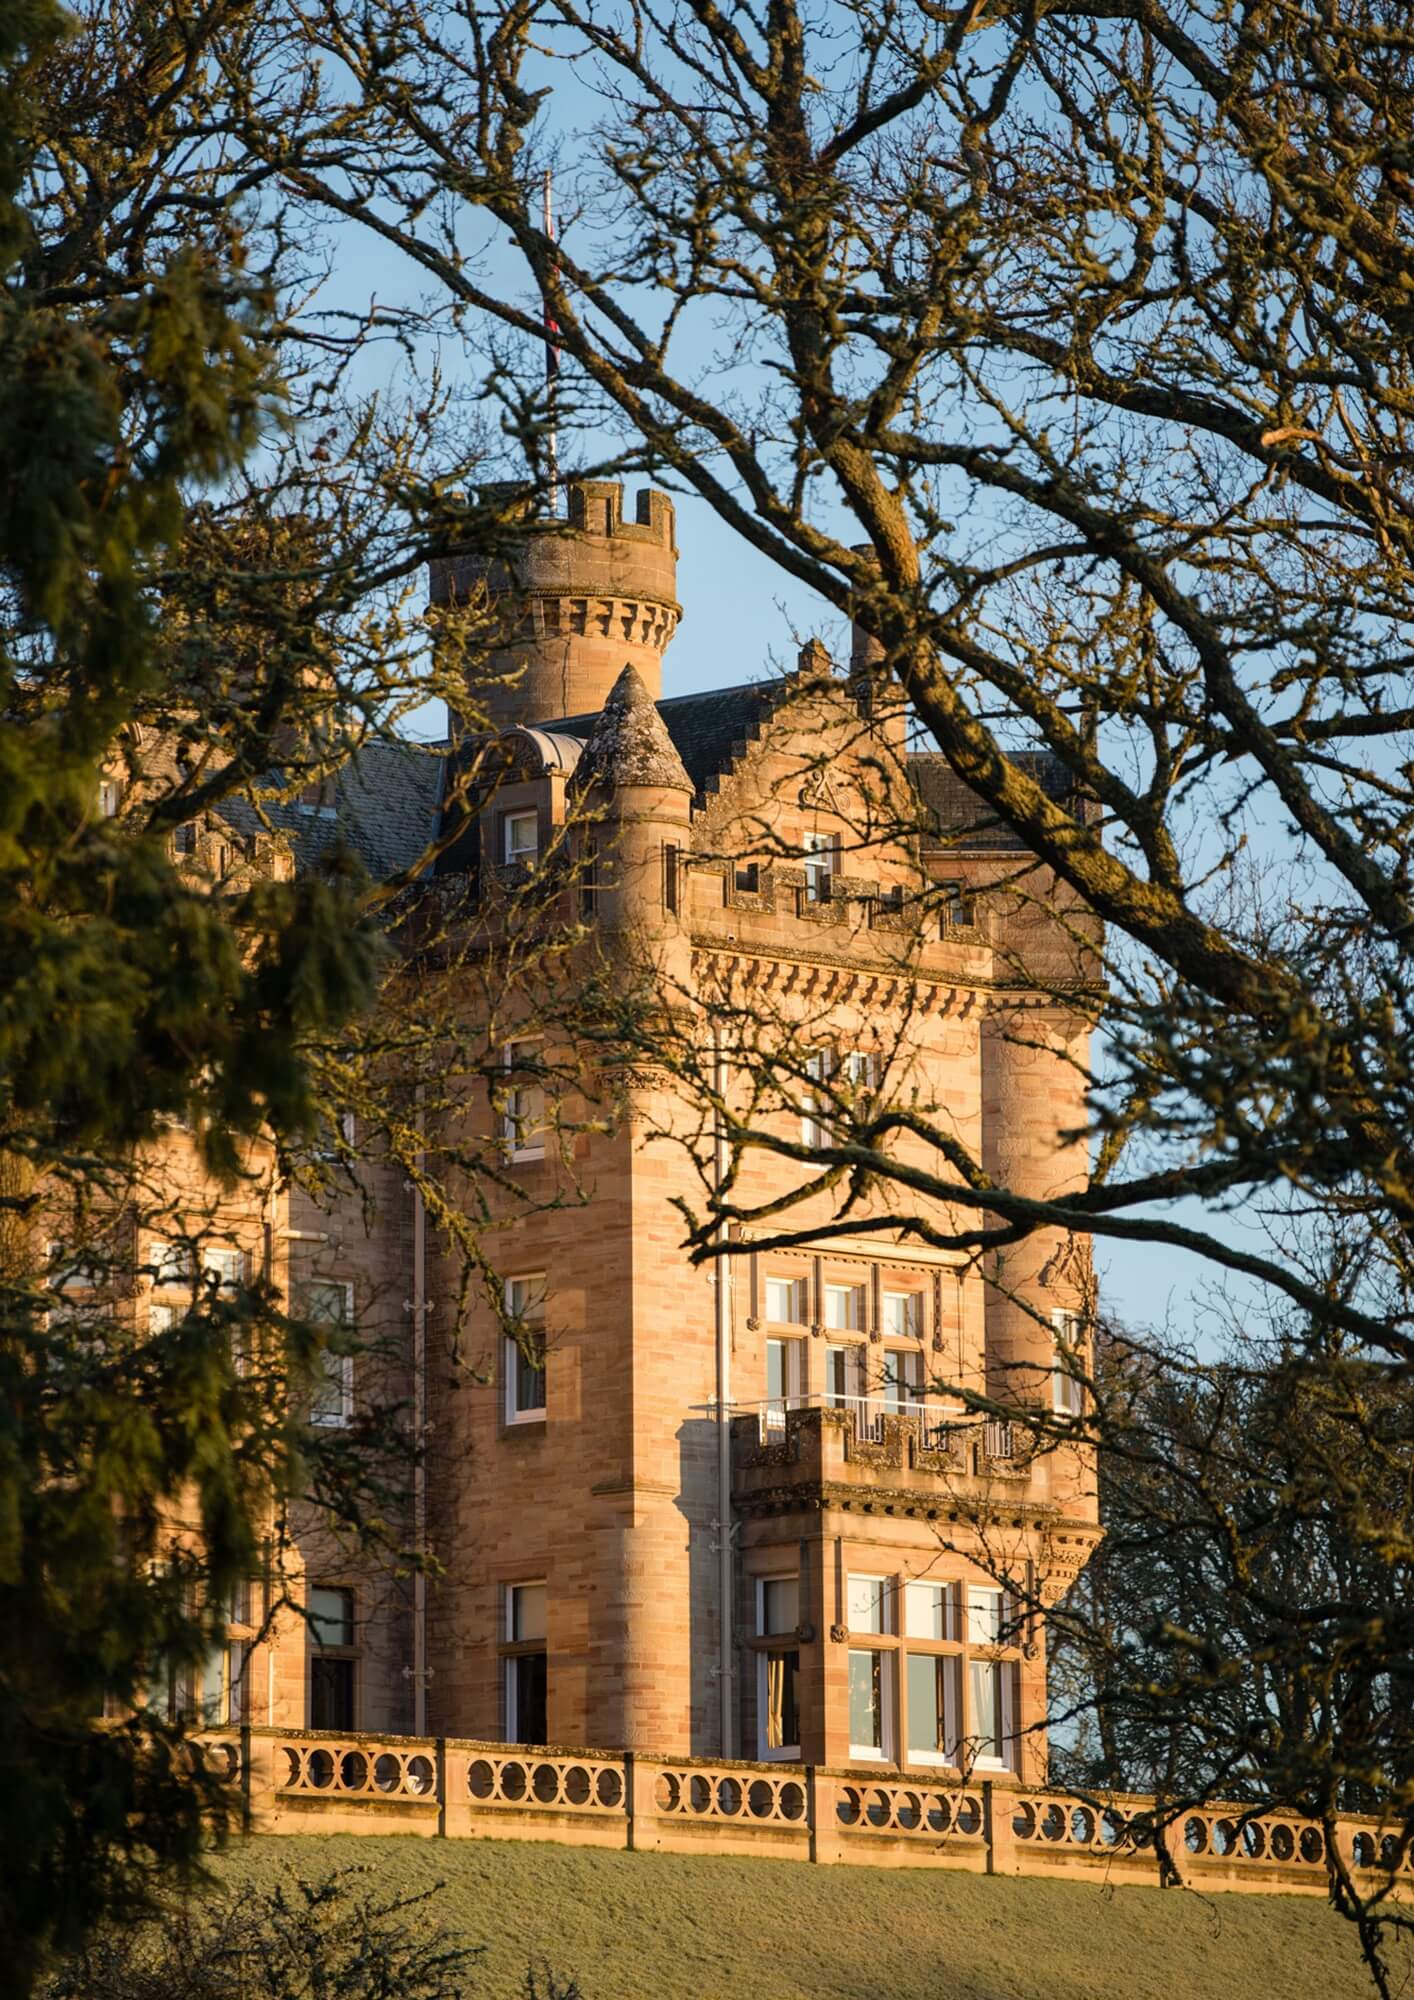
(713, 1030, 735, 1757)
(412, 1090, 429, 1737)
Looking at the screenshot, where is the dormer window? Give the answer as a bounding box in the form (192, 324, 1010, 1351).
(504, 810, 538, 865)
(803, 831, 839, 902)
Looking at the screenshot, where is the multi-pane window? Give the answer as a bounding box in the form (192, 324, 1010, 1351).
(502, 1041, 545, 1159)
(98, 777, 123, 818)
(503, 809, 539, 865)
(824, 1282, 865, 1332)
(802, 830, 839, 902)
(505, 1582, 548, 1744)
(203, 1246, 246, 1292)
(757, 1576, 801, 1760)
(1051, 1308, 1086, 1416)
(765, 1275, 808, 1324)
(881, 1289, 923, 1340)
(964, 1585, 1015, 1771)
(149, 1238, 195, 1286)
(299, 1279, 355, 1428)
(195, 1642, 247, 1727)
(308, 1585, 356, 1731)
(839, 1050, 879, 1092)
(504, 1274, 547, 1422)
(966, 1585, 1006, 1647)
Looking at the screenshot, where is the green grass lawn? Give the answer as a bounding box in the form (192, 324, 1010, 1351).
(213, 1834, 1401, 2000)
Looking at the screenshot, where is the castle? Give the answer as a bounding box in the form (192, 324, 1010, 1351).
(135, 482, 1100, 1782)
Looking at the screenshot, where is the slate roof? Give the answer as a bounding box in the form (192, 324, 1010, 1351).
(221, 737, 446, 881)
(908, 749, 1080, 852)
(533, 679, 777, 802)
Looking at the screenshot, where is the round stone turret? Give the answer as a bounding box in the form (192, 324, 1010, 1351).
(430, 480, 680, 729)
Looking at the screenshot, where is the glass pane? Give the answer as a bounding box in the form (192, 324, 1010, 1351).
(848, 1649, 883, 1750)
(826, 1346, 848, 1403)
(311, 1655, 355, 1730)
(967, 1587, 1003, 1646)
(200, 1647, 227, 1725)
(299, 1279, 348, 1325)
(513, 1340, 545, 1414)
(764, 1649, 800, 1751)
(766, 1278, 796, 1322)
(907, 1653, 948, 1759)
(761, 1576, 799, 1635)
(512, 1651, 548, 1743)
(507, 1274, 546, 1321)
(511, 1583, 547, 1643)
(970, 1659, 1002, 1760)
(903, 1581, 947, 1640)
(848, 1575, 887, 1633)
(309, 1586, 353, 1648)
(766, 1339, 786, 1402)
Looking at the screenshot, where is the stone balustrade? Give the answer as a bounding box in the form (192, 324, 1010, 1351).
(201, 1727, 1400, 1895)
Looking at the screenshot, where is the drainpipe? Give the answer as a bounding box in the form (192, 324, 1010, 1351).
(713, 1029, 735, 1758)
(411, 1092, 429, 1737)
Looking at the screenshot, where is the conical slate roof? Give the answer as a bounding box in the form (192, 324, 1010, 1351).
(575, 664, 693, 792)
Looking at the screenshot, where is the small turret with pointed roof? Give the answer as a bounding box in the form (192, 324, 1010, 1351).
(576, 664, 692, 794)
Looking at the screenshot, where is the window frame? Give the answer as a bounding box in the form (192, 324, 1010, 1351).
(847, 1644, 892, 1761)
(764, 1273, 809, 1326)
(802, 829, 840, 903)
(503, 808, 539, 866)
(307, 1583, 358, 1733)
(299, 1278, 356, 1429)
(1051, 1307, 1086, 1417)
(503, 1273, 547, 1424)
(823, 1281, 866, 1333)
(501, 1039, 546, 1161)
(503, 1581, 549, 1746)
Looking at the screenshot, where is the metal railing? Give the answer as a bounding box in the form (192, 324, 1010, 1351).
(747, 1391, 963, 1453)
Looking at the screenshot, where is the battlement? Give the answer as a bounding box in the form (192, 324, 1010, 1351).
(430, 480, 681, 727)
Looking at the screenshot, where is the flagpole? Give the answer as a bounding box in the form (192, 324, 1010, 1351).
(543, 167, 560, 518)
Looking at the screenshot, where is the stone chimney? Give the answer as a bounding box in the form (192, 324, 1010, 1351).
(430, 480, 681, 730)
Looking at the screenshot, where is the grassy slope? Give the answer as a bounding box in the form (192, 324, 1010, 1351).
(217, 1834, 1402, 2000)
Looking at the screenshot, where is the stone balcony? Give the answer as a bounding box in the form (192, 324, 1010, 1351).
(729, 1399, 1091, 1539)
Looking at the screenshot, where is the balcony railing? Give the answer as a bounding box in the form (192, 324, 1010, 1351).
(746, 1392, 969, 1454)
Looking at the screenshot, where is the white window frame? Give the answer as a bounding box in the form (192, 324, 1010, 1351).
(1051, 1308, 1086, 1416)
(903, 1579, 957, 1643)
(802, 1047, 832, 1147)
(765, 1274, 808, 1325)
(503, 809, 539, 866)
(98, 777, 123, 818)
(764, 1335, 804, 1428)
(301, 1279, 355, 1428)
(905, 1649, 960, 1769)
(149, 1238, 195, 1287)
(824, 1281, 865, 1332)
(847, 1645, 892, 1761)
(504, 1273, 547, 1424)
(502, 1040, 546, 1161)
(757, 1573, 804, 1761)
(825, 1342, 863, 1407)
(802, 829, 839, 902)
(847, 1572, 891, 1636)
(881, 1288, 924, 1341)
(966, 1655, 1016, 1772)
(966, 1583, 1006, 1648)
(504, 1580, 548, 1745)
(203, 1245, 246, 1292)
(883, 1346, 925, 1409)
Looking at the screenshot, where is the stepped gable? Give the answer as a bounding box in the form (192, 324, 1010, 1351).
(574, 664, 693, 793)
(909, 748, 1078, 853)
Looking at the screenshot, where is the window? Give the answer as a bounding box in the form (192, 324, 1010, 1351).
(1052, 1309, 1086, 1416)
(196, 1642, 246, 1727)
(907, 1652, 960, 1767)
(967, 1585, 1006, 1648)
(839, 1050, 878, 1092)
(847, 1573, 890, 1635)
(825, 1343, 862, 1408)
(824, 1282, 865, 1332)
(149, 1301, 176, 1335)
(505, 1582, 548, 1745)
(803, 830, 839, 902)
(504, 1274, 547, 1422)
(503, 809, 538, 865)
(203, 1245, 246, 1292)
(881, 1289, 923, 1340)
(968, 1658, 1013, 1769)
(308, 1585, 356, 1731)
(848, 1648, 888, 1759)
(802, 1047, 832, 1147)
(757, 1576, 803, 1758)
(765, 1275, 808, 1324)
(765, 1337, 802, 1428)
(98, 778, 123, 818)
(734, 861, 760, 893)
(299, 1279, 355, 1428)
(502, 1040, 545, 1159)
(150, 1239, 195, 1286)
(883, 1347, 924, 1411)
(904, 1580, 957, 1643)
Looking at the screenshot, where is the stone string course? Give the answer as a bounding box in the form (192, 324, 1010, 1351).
(202, 1727, 1399, 1896)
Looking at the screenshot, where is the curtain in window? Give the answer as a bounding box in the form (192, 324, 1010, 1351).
(766, 1652, 786, 1749)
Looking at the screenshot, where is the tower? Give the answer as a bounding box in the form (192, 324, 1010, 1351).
(429, 480, 681, 730)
